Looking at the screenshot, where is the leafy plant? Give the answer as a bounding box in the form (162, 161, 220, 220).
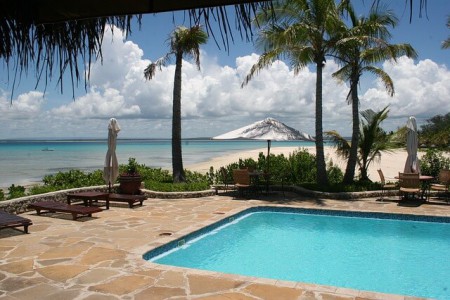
(420, 149, 450, 177)
(0, 189, 5, 201)
(121, 157, 140, 176)
(42, 169, 104, 189)
(7, 184, 26, 199)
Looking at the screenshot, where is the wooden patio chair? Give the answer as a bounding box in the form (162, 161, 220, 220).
(398, 172, 421, 201)
(430, 169, 450, 203)
(377, 169, 397, 201)
(232, 169, 251, 198)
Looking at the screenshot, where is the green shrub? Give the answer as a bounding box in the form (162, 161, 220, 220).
(287, 149, 317, 184)
(0, 189, 5, 201)
(145, 181, 210, 192)
(420, 149, 450, 177)
(7, 184, 26, 199)
(142, 169, 209, 192)
(327, 160, 344, 184)
(42, 169, 104, 189)
(28, 185, 58, 195)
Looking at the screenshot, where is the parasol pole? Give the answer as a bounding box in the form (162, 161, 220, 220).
(266, 139, 271, 193)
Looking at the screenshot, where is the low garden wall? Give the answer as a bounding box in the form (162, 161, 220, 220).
(0, 186, 215, 215)
(1, 183, 393, 215)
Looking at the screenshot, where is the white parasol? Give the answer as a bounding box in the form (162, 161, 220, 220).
(404, 116, 420, 174)
(103, 118, 121, 192)
(213, 117, 314, 171)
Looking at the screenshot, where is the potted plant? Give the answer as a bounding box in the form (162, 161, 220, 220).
(118, 157, 142, 194)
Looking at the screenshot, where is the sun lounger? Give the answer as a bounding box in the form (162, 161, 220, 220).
(0, 210, 33, 234)
(28, 201, 102, 220)
(107, 193, 147, 208)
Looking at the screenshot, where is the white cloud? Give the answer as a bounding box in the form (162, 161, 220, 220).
(0, 91, 45, 119)
(1, 26, 449, 139)
(360, 57, 450, 131)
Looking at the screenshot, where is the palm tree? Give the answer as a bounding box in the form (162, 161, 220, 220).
(242, 0, 344, 186)
(332, 2, 417, 184)
(144, 25, 208, 182)
(443, 16, 450, 49)
(326, 106, 393, 181)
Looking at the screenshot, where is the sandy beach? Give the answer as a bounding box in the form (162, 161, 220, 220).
(186, 146, 440, 182)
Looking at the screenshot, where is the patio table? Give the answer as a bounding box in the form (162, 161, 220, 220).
(395, 175, 434, 200)
(66, 192, 109, 209)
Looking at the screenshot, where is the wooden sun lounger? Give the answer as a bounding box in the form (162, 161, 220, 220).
(107, 193, 147, 208)
(0, 210, 33, 234)
(28, 201, 102, 220)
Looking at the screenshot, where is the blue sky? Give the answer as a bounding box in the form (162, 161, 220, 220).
(0, 0, 449, 139)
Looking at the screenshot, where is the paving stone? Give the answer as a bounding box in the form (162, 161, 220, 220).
(0, 277, 43, 293)
(84, 293, 121, 300)
(244, 283, 303, 300)
(79, 247, 127, 265)
(0, 259, 34, 274)
(38, 242, 94, 260)
(156, 270, 186, 287)
(188, 274, 245, 295)
(37, 258, 72, 266)
(44, 289, 83, 300)
(37, 264, 89, 282)
(134, 286, 187, 300)
(204, 293, 261, 300)
(89, 275, 149, 295)
(9, 283, 62, 300)
(74, 268, 120, 285)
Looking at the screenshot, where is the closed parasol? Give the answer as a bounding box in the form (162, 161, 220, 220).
(103, 118, 121, 192)
(404, 116, 420, 174)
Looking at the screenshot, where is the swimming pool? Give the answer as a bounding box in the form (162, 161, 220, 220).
(143, 207, 450, 299)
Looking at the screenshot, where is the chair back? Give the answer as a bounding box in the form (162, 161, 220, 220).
(438, 169, 450, 185)
(233, 169, 250, 185)
(398, 172, 420, 189)
(377, 169, 386, 184)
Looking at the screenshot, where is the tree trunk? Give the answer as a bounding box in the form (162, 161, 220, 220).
(172, 52, 186, 183)
(315, 61, 328, 186)
(343, 77, 360, 183)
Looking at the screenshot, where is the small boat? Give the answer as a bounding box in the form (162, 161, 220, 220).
(42, 147, 55, 151)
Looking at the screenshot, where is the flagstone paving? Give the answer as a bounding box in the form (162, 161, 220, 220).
(1, 193, 449, 299)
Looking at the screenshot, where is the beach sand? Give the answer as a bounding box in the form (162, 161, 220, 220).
(186, 146, 435, 182)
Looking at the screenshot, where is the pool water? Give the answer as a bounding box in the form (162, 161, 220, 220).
(144, 208, 450, 299)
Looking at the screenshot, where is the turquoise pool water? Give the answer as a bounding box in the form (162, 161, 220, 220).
(144, 208, 450, 299)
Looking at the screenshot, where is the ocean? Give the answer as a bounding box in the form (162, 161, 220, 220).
(0, 139, 315, 188)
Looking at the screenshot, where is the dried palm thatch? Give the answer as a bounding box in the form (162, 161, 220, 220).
(0, 0, 273, 98)
(0, 0, 429, 99)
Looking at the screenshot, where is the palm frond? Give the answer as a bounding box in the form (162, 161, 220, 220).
(364, 66, 394, 96)
(241, 49, 282, 87)
(325, 130, 351, 159)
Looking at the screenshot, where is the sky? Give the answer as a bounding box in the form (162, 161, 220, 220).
(0, 0, 449, 140)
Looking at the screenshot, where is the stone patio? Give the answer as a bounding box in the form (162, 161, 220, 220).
(1, 192, 449, 300)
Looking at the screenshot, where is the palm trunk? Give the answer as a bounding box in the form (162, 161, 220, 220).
(172, 52, 185, 183)
(315, 61, 328, 186)
(343, 77, 360, 183)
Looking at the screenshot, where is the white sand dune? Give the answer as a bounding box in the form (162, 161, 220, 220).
(186, 146, 439, 182)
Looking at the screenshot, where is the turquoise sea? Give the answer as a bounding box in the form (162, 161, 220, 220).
(0, 139, 315, 188)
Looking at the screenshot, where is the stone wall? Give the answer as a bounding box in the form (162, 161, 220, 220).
(1, 183, 392, 215)
(0, 186, 216, 215)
